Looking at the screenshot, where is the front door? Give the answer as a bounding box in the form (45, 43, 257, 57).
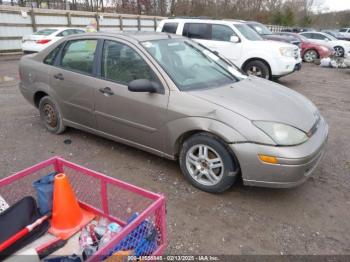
(49, 39, 98, 128)
(94, 39, 169, 152)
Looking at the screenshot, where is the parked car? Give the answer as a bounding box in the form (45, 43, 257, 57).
(281, 27, 313, 33)
(321, 30, 350, 41)
(299, 32, 350, 57)
(339, 28, 350, 38)
(244, 21, 301, 48)
(276, 32, 333, 62)
(22, 27, 85, 54)
(157, 19, 302, 80)
(19, 32, 328, 192)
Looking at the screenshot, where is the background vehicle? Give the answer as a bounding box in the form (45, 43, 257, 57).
(276, 32, 333, 63)
(19, 32, 327, 193)
(22, 27, 85, 53)
(322, 30, 350, 41)
(158, 19, 302, 80)
(281, 27, 313, 33)
(245, 21, 301, 48)
(339, 28, 350, 38)
(299, 32, 350, 57)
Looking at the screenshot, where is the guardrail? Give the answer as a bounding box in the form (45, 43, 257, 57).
(0, 5, 166, 53)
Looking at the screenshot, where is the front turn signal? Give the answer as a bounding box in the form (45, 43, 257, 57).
(258, 154, 278, 164)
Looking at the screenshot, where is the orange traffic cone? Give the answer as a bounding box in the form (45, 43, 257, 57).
(49, 173, 95, 239)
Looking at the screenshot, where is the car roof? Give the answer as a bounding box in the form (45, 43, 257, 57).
(72, 31, 184, 42)
(161, 18, 244, 25)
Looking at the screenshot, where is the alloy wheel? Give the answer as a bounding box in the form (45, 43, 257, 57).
(185, 144, 224, 186)
(334, 46, 344, 57)
(304, 50, 318, 63)
(246, 65, 263, 77)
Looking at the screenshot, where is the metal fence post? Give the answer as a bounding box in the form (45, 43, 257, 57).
(66, 12, 71, 27)
(30, 9, 37, 32)
(153, 17, 157, 31)
(95, 13, 100, 31)
(119, 15, 123, 31)
(137, 16, 141, 31)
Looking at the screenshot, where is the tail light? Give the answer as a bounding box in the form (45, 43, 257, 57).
(36, 39, 51, 44)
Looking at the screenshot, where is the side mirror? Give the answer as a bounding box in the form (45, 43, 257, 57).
(230, 36, 240, 43)
(128, 79, 162, 93)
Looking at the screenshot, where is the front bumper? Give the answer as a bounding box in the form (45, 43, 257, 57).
(230, 117, 329, 188)
(271, 56, 302, 78)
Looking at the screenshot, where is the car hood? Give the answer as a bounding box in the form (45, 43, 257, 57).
(262, 34, 299, 44)
(190, 77, 318, 132)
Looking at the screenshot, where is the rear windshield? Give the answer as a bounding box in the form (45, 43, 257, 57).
(34, 29, 58, 36)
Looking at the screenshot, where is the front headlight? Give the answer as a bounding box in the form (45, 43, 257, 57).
(253, 121, 308, 146)
(279, 47, 295, 57)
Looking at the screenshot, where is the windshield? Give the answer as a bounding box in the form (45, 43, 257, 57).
(34, 29, 58, 36)
(249, 23, 272, 35)
(141, 39, 247, 91)
(235, 24, 263, 41)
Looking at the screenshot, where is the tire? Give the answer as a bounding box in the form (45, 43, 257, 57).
(38, 96, 66, 134)
(334, 46, 345, 57)
(243, 60, 270, 79)
(179, 133, 239, 193)
(303, 49, 319, 63)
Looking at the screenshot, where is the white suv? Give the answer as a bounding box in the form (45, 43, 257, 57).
(157, 19, 302, 79)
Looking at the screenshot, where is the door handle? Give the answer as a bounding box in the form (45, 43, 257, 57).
(99, 87, 114, 96)
(54, 73, 64, 80)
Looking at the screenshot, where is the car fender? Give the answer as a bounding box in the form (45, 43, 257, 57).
(164, 116, 247, 157)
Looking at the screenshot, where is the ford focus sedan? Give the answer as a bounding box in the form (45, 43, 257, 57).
(19, 32, 328, 193)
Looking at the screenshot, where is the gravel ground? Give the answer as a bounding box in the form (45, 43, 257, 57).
(0, 57, 349, 256)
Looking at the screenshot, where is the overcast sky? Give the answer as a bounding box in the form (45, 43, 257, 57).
(313, 0, 350, 12)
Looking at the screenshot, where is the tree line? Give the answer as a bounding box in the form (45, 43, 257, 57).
(1, 0, 349, 28)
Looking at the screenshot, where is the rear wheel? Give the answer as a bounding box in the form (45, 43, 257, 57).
(334, 46, 345, 57)
(179, 133, 238, 193)
(38, 96, 66, 134)
(243, 60, 270, 79)
(303, 49, 319, 63)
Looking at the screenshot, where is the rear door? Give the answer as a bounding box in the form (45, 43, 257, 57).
(49, 38, 99, 128)
(93, 39, 169, 152)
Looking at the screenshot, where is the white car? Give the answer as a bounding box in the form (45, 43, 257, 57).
(22, 27, 85, 54)
(339, 28, 350, 38)
(157, 19, 302, 80)
(299, 31, 350, 57)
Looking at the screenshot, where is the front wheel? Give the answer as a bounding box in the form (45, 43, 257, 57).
(243, 60, 270, 79)
(179, 133, 239, 193)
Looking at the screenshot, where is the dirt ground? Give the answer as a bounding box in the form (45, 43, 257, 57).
(0, 57, 350, 256)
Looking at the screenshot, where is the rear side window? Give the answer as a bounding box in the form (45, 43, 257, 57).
(57, 29, 77, 37)
(212, 24, 236, 41)
(60, 39, 97, 74)
(183, 23, 211, 40)
(301, 33, 312, 39)
(162, 23, 178, 34)
(34, 29, 58, 36)
(312, 33, 327, 40)
(43, 44, 63, 65)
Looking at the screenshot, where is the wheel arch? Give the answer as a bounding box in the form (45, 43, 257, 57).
(34, 91, 49, 108)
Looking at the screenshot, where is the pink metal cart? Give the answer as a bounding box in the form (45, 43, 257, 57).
(0, 156, 167, 261)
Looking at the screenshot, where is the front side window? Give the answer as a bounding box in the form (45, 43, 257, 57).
(162, 23, 178, 34)
(339, 28, 347, 32)
(183, 23, 211, 40)
(249, 23, 271, 35)
(142, 39, 246, 91)
(101, 40, 156, 85)
(60, 39, 97, 74)
(211, 24, 236, 41)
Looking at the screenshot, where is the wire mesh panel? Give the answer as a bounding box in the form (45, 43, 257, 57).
(0, 157, 167, 260)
